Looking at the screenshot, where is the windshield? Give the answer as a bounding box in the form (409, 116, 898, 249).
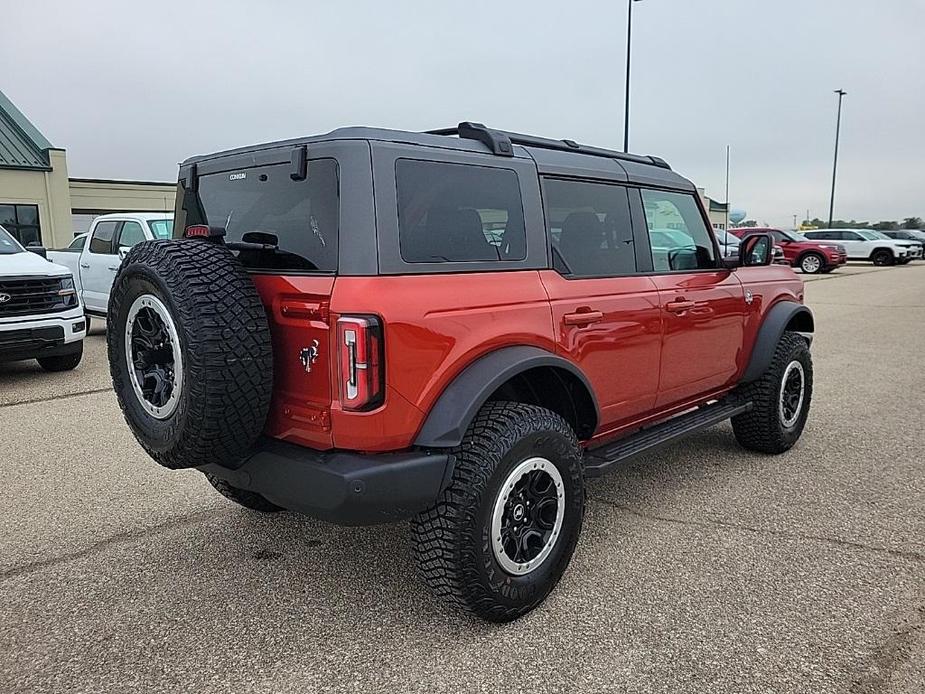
(0, 225, 24, 254)
(859, 230, 886, 240)
(147, 219, 174, 239)
(779, 229, 803, 242)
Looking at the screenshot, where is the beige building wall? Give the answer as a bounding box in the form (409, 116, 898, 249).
(0, 149, 72, 249)
(69, 179, 176, 216)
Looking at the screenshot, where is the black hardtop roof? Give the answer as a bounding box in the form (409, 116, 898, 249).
(181, 122, 691, 190)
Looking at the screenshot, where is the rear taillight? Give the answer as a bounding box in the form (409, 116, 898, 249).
(337, 315, 384, 411)
(184, 225, 226, 239)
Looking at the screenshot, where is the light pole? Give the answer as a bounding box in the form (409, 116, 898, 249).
(827, 89, 847, 228)
(623, 0, 643, 152)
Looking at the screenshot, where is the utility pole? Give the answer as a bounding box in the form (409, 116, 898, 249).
(623, 0, 643, 152)
(827, 89, 847, 228)
(724, 145, 730, 232)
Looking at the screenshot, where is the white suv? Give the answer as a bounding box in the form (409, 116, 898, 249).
(803, 229, 920, 266)
(0, 225, 85, 371)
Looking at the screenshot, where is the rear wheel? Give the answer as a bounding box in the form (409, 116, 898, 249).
(37, 342, 83, 372)
(799, 253, 824, 274)
(411, 402, 584, 622)
(871, 250, 894, 266)
(204, 474, 283, 513)
(732, 332, 812, 454)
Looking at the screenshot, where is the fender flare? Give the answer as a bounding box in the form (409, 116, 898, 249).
(413, 346, 599, 448)
(742, 301, 814, 383)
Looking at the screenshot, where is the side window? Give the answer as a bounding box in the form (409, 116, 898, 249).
(641, 189, 716, 271)
(116, 221, 146, 249)
(68, 235, 87, 250)
(542, 178, 636, 277)
(396, 159, 526, 263)
(88, 221, 120, 254)
(842, 231, 862, 241)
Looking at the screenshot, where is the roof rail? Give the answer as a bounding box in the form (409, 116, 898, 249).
(425, 122, 671, 170)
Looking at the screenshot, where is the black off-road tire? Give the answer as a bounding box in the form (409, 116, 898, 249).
(411, 401, 585, 622)
(799, 252, 825, 274)
(37, 342, 83, 372)
(871, 249, 894, 266)
(732, 331, 812, 454)
(108, 239, 273, 470)
(204, 473, 284, 513)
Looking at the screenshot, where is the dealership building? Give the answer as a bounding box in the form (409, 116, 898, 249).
(0, 89, 175, 250)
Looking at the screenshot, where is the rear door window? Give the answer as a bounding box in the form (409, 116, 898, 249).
(189, 159, 339, 272)
(396, 159, 526, 263)
(89, 221, 119, 254)
(542, 178, 636, 277)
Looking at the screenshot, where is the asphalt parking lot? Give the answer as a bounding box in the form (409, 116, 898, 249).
(1, 264, 923, 694)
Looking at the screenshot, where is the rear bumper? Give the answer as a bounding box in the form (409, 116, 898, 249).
(198, 438, 453, 525)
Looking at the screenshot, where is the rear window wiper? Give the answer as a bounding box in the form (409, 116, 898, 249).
(226, 230, 279, 252)
(225, 240, 279, 252)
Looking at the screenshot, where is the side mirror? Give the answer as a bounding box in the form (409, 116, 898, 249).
(739, 233, 773, 267)
(26, 243, 48, 259)
(118, 246, 130, 260)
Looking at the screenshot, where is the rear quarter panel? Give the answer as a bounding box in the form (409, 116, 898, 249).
(329, 272, 555, 451)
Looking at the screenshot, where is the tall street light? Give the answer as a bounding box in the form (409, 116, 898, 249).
(827, 89, 847, 228)
(623, 0, 643, 152)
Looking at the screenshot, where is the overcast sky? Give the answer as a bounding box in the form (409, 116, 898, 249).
(3, 0, 923, 227)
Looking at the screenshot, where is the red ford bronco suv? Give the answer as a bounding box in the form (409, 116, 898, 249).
(107, 122, 814, 622)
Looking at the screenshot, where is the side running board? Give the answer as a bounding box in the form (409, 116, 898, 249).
(582, 399, 752, 478)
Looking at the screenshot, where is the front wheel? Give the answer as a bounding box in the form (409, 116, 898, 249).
(411, 402, 585, 622)
(37, 342, 83, 372)
(732, 332, 812, 454)
(871, 250, 894, 266)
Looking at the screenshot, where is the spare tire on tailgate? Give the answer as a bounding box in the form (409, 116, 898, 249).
(107, 239, 273, 470)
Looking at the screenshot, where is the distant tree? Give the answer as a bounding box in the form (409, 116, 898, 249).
(873, 220, 899, 231)
(737, 219, 758, 227)
(902, 217, 923, 229)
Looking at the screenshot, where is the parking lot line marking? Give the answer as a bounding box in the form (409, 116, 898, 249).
(591, 495, 925, 565)
(0, 387, 112, 410)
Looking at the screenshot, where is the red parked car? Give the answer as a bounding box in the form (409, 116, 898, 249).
(730, 227, 847, 274)
(107, 123, 815, 622)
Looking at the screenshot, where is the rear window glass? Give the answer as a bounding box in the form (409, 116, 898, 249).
(188, 159, 338, 272)
(396, 159, 526, 263)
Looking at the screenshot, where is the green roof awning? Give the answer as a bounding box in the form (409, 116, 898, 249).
(0, 89, 52, 170)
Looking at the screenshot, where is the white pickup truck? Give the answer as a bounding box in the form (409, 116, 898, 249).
(0, 225, 85, 371)
(48, 213, 173, 330)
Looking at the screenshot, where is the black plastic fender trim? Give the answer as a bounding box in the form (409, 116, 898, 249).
(742, 301, 814, 383)
(413, 345, 599, 448)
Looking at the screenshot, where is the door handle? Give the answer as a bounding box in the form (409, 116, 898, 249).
(666, 299, 696, 313)
(108, 266, 119, 272)
(80, 263, 90, 268)
(564, 310, 604, 326)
